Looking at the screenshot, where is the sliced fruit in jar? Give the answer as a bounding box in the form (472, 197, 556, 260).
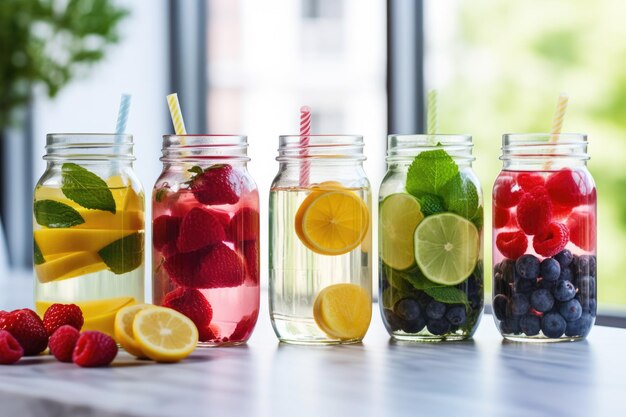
(413, 213, 479, 286)
(313, 283, 371, 340)
(34, 228, 137, 256)
(74, 209, 144, 231)
(296, 189, 369, 255)
(35, 251, 108, 283)
(107, 176, 144, 212)
(133, 306, 198, 362)
(294, 181, 347, 242)
(114, 303, 156, 358)
(380, 193, 424, 270)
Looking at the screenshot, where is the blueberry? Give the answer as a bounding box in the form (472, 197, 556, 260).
(559, 266, 574, 282)
(554, 249, 573, 268)
(576, 255, 597, 277)
(427, 317, 451, 335)
(504, 315, 522, 334)
(493, 294, 509, 321)
(553, 280, 577, 302)
(564, 312, 593, 337)
(501, 259, 516, 284)
(445, 305, 467, 326)
(494, 272, 506, 295)
(493, 262, 503, 274)
(394, 298, 421, 322)
(425, 300, 446, 320)
(515, 277, 536, 293)
(383, 309, 402, 331)
(540, 258, 561, 282)
(401, 315, 426, 334)
(576, 275, 596, 299)
(509, 293, 530, 316)
(541, 312, 567, 338)
(539, 279, 556, 292)
(515, 255, 540, 280)
(530, 288, 555, 313)
(559, 298, 583, 321)
(520, 314, 541, 336)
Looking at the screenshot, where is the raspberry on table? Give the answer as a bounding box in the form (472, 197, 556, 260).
(0, 309, 48, 356)
(49, 325, 80, 363)
(43, 303, 84, 336)
(72, 331, 118, 367)
(0, 330, 24, 365)
(532, 222, 570, 257)
(495, 230, 528, 260)
(516, 187, 553, 235)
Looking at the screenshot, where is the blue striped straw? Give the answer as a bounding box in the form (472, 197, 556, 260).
(115, 94, 132, 134)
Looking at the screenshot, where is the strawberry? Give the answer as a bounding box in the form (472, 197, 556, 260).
(198, 323, 221, 343)
(516, 187, 553, 235)
(195, 243, 245, 289)
(546, 168, 593, 208)
(0, 309, 48, 356)
(48, 325, 80, 363)
(190, 164, 242, 206)
(153, 215, 181, 251)
(229, 313, 257, 342)
(72, 331, 118, 367)
(42, 303, 84, 335)
(0, 330, 23, 364)
(493, 178, 523, 208)
(567, 210, 596, 251)
(176, 207, 226, 253)
(533, 222, 570, 257)
(163, 249, 204, 287)
(0, 311, 7, 320)
(241, 240, 259, 285)
(496, 230, 528, 260)
(163, 287, 213, 329)
(228, 207, 260, 242)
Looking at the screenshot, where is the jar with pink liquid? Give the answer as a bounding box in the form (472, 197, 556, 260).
(492, 133, 596, 341)
(152, 135, 260, 346)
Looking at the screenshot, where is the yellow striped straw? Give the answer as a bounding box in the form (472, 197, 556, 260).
(427, 90, 438, 136)
(167, 93, 187, 135)
(549, 93, 569, 143)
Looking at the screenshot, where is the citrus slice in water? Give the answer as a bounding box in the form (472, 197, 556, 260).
(133, 306, 198, 362)
(413, 213, 479, 286)
(313, 283, 371, 340)
(380, 193, 424, 270)
(114, 303, 156, 358)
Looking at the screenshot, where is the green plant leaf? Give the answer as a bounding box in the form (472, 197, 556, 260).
(403, 268, 444, 291)
(188, 165, 203, 176)
(406, 149, 459, 197)
(416, 193, 446, 216)
(471, 206, 484, 231)
(97, 233, 144, 275)
(155, 188, 167, 203)
(382, 287, 408, 310)
(425, 286, 470, 306)
(61, 163, 116, 213)
(383, 265, 416, 293)
(442, 175, 479, 220)
(33, 200, 85, 228)
(33, 241, 45, 265)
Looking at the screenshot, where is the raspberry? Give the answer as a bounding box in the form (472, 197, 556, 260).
(176, 207, 226, 253)
(0, 309, 48, 356)
(190, 164, 242, 205)
(195, 243, 245, 289)
(516, 187, 553, 235)
(516, 173, 545, 193)
(228, 207, 260, 241)
(163, 287, 213, 329)
(546, 168, 593, 208)
(72, 331, 118, 367)
(240, 240, 259, 285)
(198, 323, 221, 342)
(533, 222, 570, 257)
(0, 330, 23, 364)
(229, 313, 257, 341)
(153, 215, 181, 251)
(493, 178, 523, 208)
(43, 303, 84, 335)
(567, 210, 596, 251)
(496, 230, 528, 260)
(494, 205, 511, 229)
(48, 325, 80, 363)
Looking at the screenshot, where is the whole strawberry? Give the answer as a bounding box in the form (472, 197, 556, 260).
(189, 164, 242, 205)
(0, 330, 24, 364)
(163, 287, 213, 329)
(43, 303, 84, 335)
(72, 331, 118, 367)
(0, 309, 48, 356)
(49, 325, 80, 363)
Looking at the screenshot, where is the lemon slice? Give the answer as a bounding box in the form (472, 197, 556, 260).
(313, 283, 371, 340)
(379, 193, 424, 270)
(413, 213, 479, 285)
(296, 188, 369, 256)
(114, 304, 156, 358)
(133, 307, 198, 362)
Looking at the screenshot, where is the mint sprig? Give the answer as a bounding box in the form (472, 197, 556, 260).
(97, 232, 143, 275)
(425, 286, 470, 306)
(34, 200, 85, 228)
(61, 163, 116, 214)
(406, 149, 458, 197)
(33, 241, 45, 265)
(442, 175, 479, 219)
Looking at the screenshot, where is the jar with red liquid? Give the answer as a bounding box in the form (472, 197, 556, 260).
(152, 135, 260, 346)
(492, 133, 596, 341)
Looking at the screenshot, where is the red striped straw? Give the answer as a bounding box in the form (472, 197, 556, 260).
(299, 106, 312, 187)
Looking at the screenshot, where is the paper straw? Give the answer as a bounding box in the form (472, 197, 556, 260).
(427, 90, 438, 135)
(299, 106, 312, 187)
(543, 93, 569, 169)
(167, 93, 187, 135)
(115, 94, 132, 134)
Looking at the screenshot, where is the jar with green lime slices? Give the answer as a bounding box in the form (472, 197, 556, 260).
(379, 134, 483, 341)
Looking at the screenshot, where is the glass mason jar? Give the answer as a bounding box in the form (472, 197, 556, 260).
(269, 135, 372, 344)
(152, 135, 260, 346)
(33, 134, 145, 337)
(379, 135, 484, 341)
(492, 133, 596, 342)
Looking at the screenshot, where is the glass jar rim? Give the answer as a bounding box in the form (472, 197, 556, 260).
(388, 134, 472, 144)
(502, 133, 587, 146)
(277, 135, 365, 162)
(500, 133, 589, 161)
(46, 133, 133, 145)
(161, 135, 249, 163)
(385, 134, 474, 163)
(44, 133, 134, 161)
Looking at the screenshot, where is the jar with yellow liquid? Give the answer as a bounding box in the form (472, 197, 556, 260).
(33, 134, 144, 337)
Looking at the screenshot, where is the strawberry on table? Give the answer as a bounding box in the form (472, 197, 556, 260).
(0, 309, 48, 356)
(189, 164, 242, 206)
(42, 303, 84, 335)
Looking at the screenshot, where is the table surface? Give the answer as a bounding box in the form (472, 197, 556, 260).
(0, 275, 623, 417)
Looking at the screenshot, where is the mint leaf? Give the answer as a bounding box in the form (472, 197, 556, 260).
(382, 287, 408, 309)
(155, 188, 167, 202)
(61, 163, 116, 214)
(425, 286, 470, 306)
(34, 241, 45, 265)
(406, 149, 459, 197)
(98, 233, 143, 275)
(403, 268, 444, 291)
(188, 165, 203, 176)
(34, 200, 85, 228)
(442, 175, 479, 220)
(471, 206, 484, 231)
(417, 194, 445, 217)
(383, 265, 416, 293)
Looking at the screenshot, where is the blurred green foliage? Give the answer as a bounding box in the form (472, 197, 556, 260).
(437, 0, 626, 306)
(0, 0, 128, 129)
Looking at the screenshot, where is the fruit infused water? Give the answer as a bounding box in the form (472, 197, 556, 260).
(152, 135, 259, 346)
(269, 135, 372, 344)
(33, 134, 144, 337)
(492, 133, 596, 341)
(379, 135, 484, 341)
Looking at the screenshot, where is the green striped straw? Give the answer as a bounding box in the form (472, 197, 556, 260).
(427, 90, 438, 144)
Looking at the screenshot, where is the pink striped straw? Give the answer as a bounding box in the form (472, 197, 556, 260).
(299, 106, 312, 187)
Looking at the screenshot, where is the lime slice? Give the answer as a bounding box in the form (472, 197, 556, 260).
(413, 213, 479, 285)
(380, 193, 424, 270)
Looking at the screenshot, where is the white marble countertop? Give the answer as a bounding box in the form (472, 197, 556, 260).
(0, 275, 623, 417)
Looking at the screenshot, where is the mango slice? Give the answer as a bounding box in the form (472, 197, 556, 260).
(35, 251, 108, 283)
(107, 176, 144, 212)
(73, 209, 144, 231)
(34, 228, 136, 256)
